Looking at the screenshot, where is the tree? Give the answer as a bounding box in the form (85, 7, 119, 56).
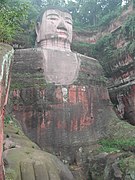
(66, 0, 122, 28)
(0, 0, 128, 44)
(41, 0, 66, 7)
(0, 0, 30, 42)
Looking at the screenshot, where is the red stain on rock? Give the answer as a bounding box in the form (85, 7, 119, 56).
(13, 89, 20, 98)
(55, 87, 63, 102)
(35, 86, 95, 132)
(0, 85, 3, 180)
(0, 45, 13, 180)
(71, 118, 78, 131)
(108, 47, 135, 125)
(57, 120, 67, 129)
(41, 119, 45, 129)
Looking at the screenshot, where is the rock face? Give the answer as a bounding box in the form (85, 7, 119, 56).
(109, 83, 135, 125)
(93, 10, 135, 125)
(10, 48, 115, 161)
(0, 43, 14, 180)
(72, 6, 135, 126)
(4, 124, 74, 180)
(107, 37, 135, 124)
(87, 151, 135, 180)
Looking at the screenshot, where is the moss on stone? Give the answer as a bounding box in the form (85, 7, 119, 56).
(0, 43, 12, 61)
(98, 137, 135, 153)
(4, 124, 39, 149)
(4, 124, 74, 180)
(108, 116, 135, 139)
(119, 156, 135, 179)
(5, 168, 17, 180)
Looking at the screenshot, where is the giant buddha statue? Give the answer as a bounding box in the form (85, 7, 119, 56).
(36, 8, 79, 85)
(11, 7, 114, 162)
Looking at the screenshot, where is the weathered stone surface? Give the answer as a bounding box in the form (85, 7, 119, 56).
(109, 84, 135, 125)
(108, 47, 135, 124)
(87, 151, 135, 180)
(4, 124, 74, 180)
(101, 10, 135, 126)
(20, 161, 35, 180)
(83, 115, 135, 180)
(0, 43, 14, 180)
(9, 48, 115, 161)
(122, 156, 135, 180)
(34, 161, 50, 180)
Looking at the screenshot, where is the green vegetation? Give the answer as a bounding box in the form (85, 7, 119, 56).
(66, 0, 123, 29)
(1, 0, 132, 45)
(0, 0, 30, 43)
(93, 13, 135, 77)
(119, 156, 135, 174)
(121, 14, 135, 40)
(0, 0, 40, 45)
(4, 114, 13, 124)
(98, 138, 135, 153)
(5, 168, 16, 180)
(71, 42, 95, 57)
(1, 0, 134, 112)
(72, 11, 135, 78)
(10, 72, 47, 89)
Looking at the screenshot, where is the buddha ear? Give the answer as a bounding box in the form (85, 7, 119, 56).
(35, 22, 40, 42)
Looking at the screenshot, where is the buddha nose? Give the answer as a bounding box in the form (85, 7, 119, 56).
(57, 21, 67, 31)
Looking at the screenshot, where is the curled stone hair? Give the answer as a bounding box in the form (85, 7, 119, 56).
(36, 5, 71, 23)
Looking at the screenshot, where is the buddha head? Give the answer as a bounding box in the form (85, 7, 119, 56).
(36, 8, 73, 49)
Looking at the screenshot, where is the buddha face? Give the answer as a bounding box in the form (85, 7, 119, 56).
(36, 9, 73, 44)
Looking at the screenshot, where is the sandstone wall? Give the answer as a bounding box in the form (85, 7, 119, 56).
(0, 43, 14, 180)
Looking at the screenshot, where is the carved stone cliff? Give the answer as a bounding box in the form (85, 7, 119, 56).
(72, 5, 135, 125)
(0, 43, 14, 180)
(96, 11, 135, 125)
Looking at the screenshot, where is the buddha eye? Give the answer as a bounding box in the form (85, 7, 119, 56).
(66, 21, 72, 25)
(65, 17, 72, 25)
(47, 14, 59, 21)
(48, 17, 58, 21)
